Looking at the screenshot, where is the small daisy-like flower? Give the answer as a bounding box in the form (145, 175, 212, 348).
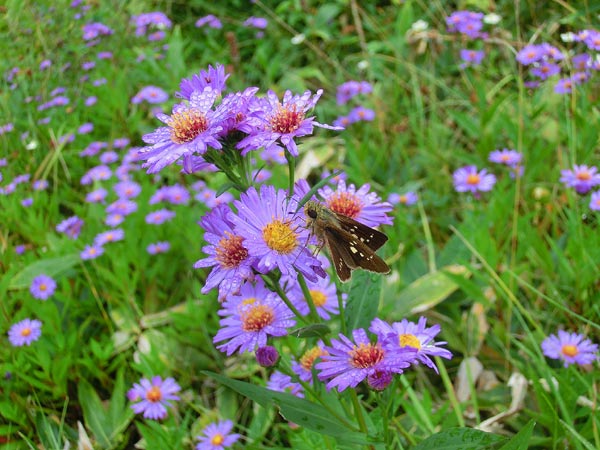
(56, 216, 84, 239)
(100, 151, 119, 165)
(230, 185, 323, 281)
(128, 376, 181, 420)
(348, 106, 375, 123)
(560, 164, 600, 194)
(288, 275, 340, 320)
(316, 328, 417, 392)
(554, 77, 573, 94)
(8, 318, 42, 347)
(336, 80, 373, 105)
(541, 331, 598, 367)
(80, 244, 104, 260)
(489, 149, 522, 166)
(459, 49, 485, 66)
(86, 188, 108, 203)
(388, 192, 418, 206)
(516, 44, 545, 65)
(237, 89, 341, 157)
(194, 204, 255, 300)
(453, 165, 496, 194)
(370, 317, 453, 373)
(33, 180, 48, 191)
(195, 14, 223, 29)
(30, 274, 57, 300)
(145, 209, 176, 225)
(21, 197, 33, 207)
(243, 16, 268, 29)
(147, 241, 171, 254)
(105, 213, 125, 227)
(292, 344, 328, 382)
(94, 228, 124, 246)
(195, 420, 241, 450)
(195, 188, 234, 208)
(266, 371, 303, 397)
(138, 87, 225, 173)
(114, 180, 142, 199)
(589, 191, 600, 211)
(176, 64, 229, 100)
(318, 179, 393, 227)
(131, 85, 169, 104)
(530, 62, 561, 80)
(213, 280, 295, 356)
(81, 165, 112, 185)
(106, 199, 138, 216)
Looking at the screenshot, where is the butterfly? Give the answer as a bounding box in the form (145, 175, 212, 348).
(303, 200, 390, 282)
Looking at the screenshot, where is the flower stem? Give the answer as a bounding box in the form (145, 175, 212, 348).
(262, 273, 307, 324)
(297, 272, 320, 323)
(285, 149, 296, 196)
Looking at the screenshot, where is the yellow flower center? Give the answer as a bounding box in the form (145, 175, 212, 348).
(39, 283, 47, 292)
(349, 343, 384, 369)
(309, 289, 327, 307)
(20, 327, 32, 337)
(270, 105, 304, 134)
(262, 220, 297, 253)
(399, 195, 408, 204)
(399, 333, 421, 350)
(300, 346, 327, 371)
(561, 344, 579, 357)
(576, 171, 591, 181)
(466, 174, 481, 185)
(146, 386, 162, 403)
(168, 109, 208, 144)
(216, 232, 248, 269)
(327, 192, 362, 219)
(211, 433, 225, 445)
(242, 304, 275, 332)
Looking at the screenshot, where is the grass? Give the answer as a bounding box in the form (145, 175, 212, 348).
(1, 0, 599, 449)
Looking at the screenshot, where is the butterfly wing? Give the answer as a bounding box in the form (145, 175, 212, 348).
(333, 213, 389, 251)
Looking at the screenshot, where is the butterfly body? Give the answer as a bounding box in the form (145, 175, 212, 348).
(304, 200, 390, 282)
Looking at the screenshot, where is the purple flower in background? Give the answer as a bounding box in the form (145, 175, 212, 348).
(8, 319, 42, 347)
(489, 149, 522, 166)
(78, 122, 94, 134)
(560, 164, 600, 194)
(81, 61, 96, 71)
(237, 89, 341, 157)
(33, 180, 49, 191)
(81, 244, 104, 260)
(100, 151, 119, 164)
(288, 275, 340, 320)
(256, 345, 279, 367)
(132, 86, 169, 104)
(30, 274, 57, 300)
(131, 12, 172, 36)
(196, 14, 222, 29)
(80, 141, 107, 157)
(106, 199, 138, 216)
(572, 53, 590, 71)
(530, 62, 561, 80)
(195, 188, 234, 208)
(243, 16, 268, 29)
(388, 191, 418, 206)
(81, 165, 112, 185)
(460, 49, 485, 67)
(541, 43, 565, 61)
(195, 420, 241, 450)
(318, 179, 393, 227)
(541, 331, 598, 367)
(94, 228, 124, 246)
(194, 204, 255, 299)
(267, 371, 303, 397)
(292, 345, 328, 382)
(16, 244, 26, 255)
(82, 22, 114, 41)
(176, 64, 229, 100)
(86, 188, 108, 203)
(453, 165, 496, 193)
(139, 87, 225, 173)
(145, 209, 176, 224)
(151, 184, 190, 205)
(316, 328, 417, 392)
(147, 241, 171, 254)
(105, 214, 125, 227)
(213, 280, 295, 355)
(554, 77, 573, 94)
(113, 137, 130, 148)
(21, 197, 33, 207)
(97, 51, 113, 59)
(589, 191, 600, 211)
(128, 376, 180, 420)
(370, 317, 452, 373)
(39, 59, 52, 70)
(56, 216, 84, 239)
(114, 180, 141, 199)
(516, 44, 545, 65)
(348, 106, 375, 123)
(85, 96, 97, 106)
(446, 11, 484, 39)
(336, 80, 373, 105)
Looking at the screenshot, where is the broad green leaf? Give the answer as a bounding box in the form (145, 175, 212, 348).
(413, 427, 505, 450)
(203, 371, 374, 446)
(344, 271, 382, 332)
(391, 265, 470, 319)
(498, 420, 535, 450)
(9, 254, 80, 290)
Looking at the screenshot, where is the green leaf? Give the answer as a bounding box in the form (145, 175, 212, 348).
(291, 323, 331, 338)
(412, 427, 505, 450)
(498, 420, 535, 450)
(344, 271, 382, 332)
(391, 265, 470, 319)
(9, 254, 80, 289)
(203, 371, 374, 446)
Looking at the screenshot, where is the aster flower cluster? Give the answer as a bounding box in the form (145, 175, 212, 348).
(333, 80, 375, 128)
(446, 10, 496, 68)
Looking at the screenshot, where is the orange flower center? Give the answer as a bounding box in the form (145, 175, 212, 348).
(168, 109, 208, 144)
(300, 346, 327, 371)
(561, 344, 579, 357)
(399, 195, 408, 204)
(146, 386, 162, 403)
(20, 327, 32, 337)
(466, 174, 481, 185)
(576, 171, 591, 181)
(242, 304, 275, 332)
(349, 343, 384, 369)
(308, 289, 327, 307)
(262, 220, 297, 253)
(327, 192, 362, 219)
(216, 232, 248, 269)
(270, 105, 304, 134)
(399, 333, 421, 350)
(39, 283, 47, 292)
(211, 434, 225, 445)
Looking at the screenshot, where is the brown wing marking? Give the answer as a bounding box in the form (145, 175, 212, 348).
(334, 214, 388, 251)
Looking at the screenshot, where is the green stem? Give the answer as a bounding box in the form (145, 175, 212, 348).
(285, 149, 296, 195)
(262, 273, 307, 324)
(350, 389, 369, 435)
(297, 273, 320, 323)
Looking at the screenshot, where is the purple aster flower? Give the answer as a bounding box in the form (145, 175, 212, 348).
(446, 11, 484, 39)
(460, 49, 485, 66)
(560, 164, 600, 194)
(541, 331, 598, 367)
(14, 174, 31, 185)
(131, 12, 172, 36)
(56, 216, 84, 239)
(85, 96, 97, 106)
(530, 62, 561, 80)
(583, 31, 600, 51)
(453, 165, 496, 194)
(243, 16, 268, 29)
(516, 44, 546, 65)
(80, 141, 106, 157)
(370, 317, 452, 374)
(92, 78, 106, 86)
(292, 344, 328, 382)
(572, 71, 590, 85)
(195, 14, 222, 29)
(541, 43, 565, 61)
(82, 22, 113, 41)
(33, 179, 49, 191)
(113, 137, 130, 148)
(237, 89, 341, 157)
(86, 187, 108, 203)
(106, 199, 138, 216)
(94, 229, 124, 246)
(8, 318, 42, 347)
(288, 275, 340, 320)
(105, 213, 125, 227)
(318, 179, 393, 227)
(131, 85, 169, 104)
(114, 180, 141, 199)
(572, 53, 591, 71)
(16, 244, 26, 255)
(315, 328, 417, 392)
(195, 188, 234, 208)
(128, 376, 180, 420)
(39, 59, 52, 71)
(213, 280, 295, 355)
(216, 87, 260, 138)
(554, 77, 573, 94)
(81, 244, 104, 260)
(176, 64, 229, 100)
(138, 87, 225, 173)
(81, 165, 112, 185)
(147, 241, 171, 254)
(388, 191, 418, 206)
(333, 115, 351, 129)
(81, 61, 96, 71)
(194, 204, 255, 299)
(30, 274, 57, 300)
(336, 80, 373, 105)
(164, 184, 190, 204)
(260, 145, 287, 164)
(348, 106, 375, 123)
(78, 122, 94, 134)
(229, 185, 323, 281)
(489, 149, 522, 166)
(21, 197, 33, 207)
(266, 371, 303, 397)
(589, 191, 600, 211)
(97, 51, 113, 59)
(195, 420, 241, 450)
(145, 209, 176, 224)
(100, 151, 119, 164)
